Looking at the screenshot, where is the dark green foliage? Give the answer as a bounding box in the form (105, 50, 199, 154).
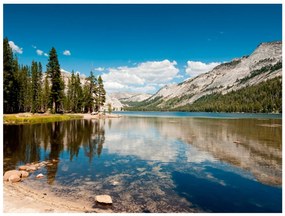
(4, 38, 20, 113)
(42, 75, 50, 112)
(31, 61, 43, 113)
(83, 71, 97, 113)
(65, 71, 83, 112)
(3, 38, 106, 114)
(75, 73, 83, 112)
(176, 77, 282, 113)
(96, 76, 106, 111)
(47, 47, 64, 113)
(125, 96, 163, 111)
(239, 61, 282, 84)
(108, 103, 112, 114)
(127, 77, 281, 113)
(216, 59, 241, 70)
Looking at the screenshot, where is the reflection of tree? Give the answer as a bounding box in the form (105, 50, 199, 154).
(66, 120, 84, 161)
(83, 120, 105, 162)
(4, 119, 106, 179)
(4, 124, 41, 171)
(46, 122, 65, 184)
(108, 119, 112, 129)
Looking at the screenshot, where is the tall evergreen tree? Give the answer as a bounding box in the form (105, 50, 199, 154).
(84, 71, 97, 113)
(38, 62, 43, 112)
(75, 73, 83, 112)
(46, 47, 64, 113)
(42, 75, 50, 112)
(4, 37, 19, 113)
(31, 61, 41, 113)
(96, 75, 106, 111)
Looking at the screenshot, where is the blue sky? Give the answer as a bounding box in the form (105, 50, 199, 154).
(4, 4, 282, 93)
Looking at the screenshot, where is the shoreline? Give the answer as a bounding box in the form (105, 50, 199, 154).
(3, 182, 113, 213)
(3, 113, 121, 124)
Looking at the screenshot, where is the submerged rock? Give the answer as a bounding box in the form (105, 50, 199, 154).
(4, 170, 22, 181)
(18, 165, 30, 171)
(111, 181, 120, 186)
(8, 174, 21, 183)
(36, 173, 44, 179)
(27, 166, 38, 171)
(20, 171, 29, 178)
(95, 195, 113, 204)
(18, 164, 38, 172)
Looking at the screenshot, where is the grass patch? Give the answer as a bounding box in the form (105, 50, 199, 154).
(4, 114, 83, 125)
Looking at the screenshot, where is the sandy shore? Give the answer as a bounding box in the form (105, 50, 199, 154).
(3, 182, 113, 213)
(81, 113, 122, 119)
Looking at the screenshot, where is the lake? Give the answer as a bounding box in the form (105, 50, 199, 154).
(3, 112, 282, 213)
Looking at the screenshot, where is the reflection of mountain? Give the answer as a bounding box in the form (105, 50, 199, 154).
(104, 118, 179, 162)
(104, 117, 281, 186)
(4, 120, 106, 183)
(159, 118, 281, 186)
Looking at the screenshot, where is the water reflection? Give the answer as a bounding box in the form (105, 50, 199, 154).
(104, 117, 281, 185)
(4, 120, 106, 184)
(3, 116, 282, 212)
(4, 117, 281, 186)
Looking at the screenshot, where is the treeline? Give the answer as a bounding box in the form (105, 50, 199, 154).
(176, 77, 282, 113)
(3, 37, 106, 114)
(126, 77, 282, 113)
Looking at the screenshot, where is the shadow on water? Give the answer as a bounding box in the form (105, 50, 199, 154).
(172, 167, 282, 213)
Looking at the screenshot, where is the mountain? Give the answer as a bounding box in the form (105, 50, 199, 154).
(104, 94, 123, 111)
(110, 92, 152, 104)
(137, 41, 282, 110)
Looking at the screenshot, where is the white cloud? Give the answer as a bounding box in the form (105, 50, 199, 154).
(94, 67, 105, 72)
(36, 50, 48, 57)
(36, 49, 44, 55)
(63, 50, 71, 56)
(33, 46, 48, 57)
(8, 41, 23, 54)
(101, 60, 179, 93)
(185, 61, 221, 77)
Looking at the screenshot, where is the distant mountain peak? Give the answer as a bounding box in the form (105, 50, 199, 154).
(144, 41, 282, 109)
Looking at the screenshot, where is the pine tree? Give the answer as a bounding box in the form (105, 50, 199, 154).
(31, 61, 39, 113)
(84, 71, 97, 113)
(4, 37, 19, 113)
(25, 66, 33, 112)
(38, 62, 43, 112)
(12, 57, 20, 112)
(46, 47, 64, 113)
(75, 73, 83, 112)
(70, 71, 76, 112)
(96, 76, 106, 112)
(65, 76, 72, 112)
(42, 75, 50, 112)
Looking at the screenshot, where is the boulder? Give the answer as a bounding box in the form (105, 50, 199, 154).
(18, 165, 29, 171)
(95, 195, 112, 204)
(20, 171, 29, 178)
(8, 174, 21, 183)
(26, 166, 37, 171)
(111, 181, 120, 186)
(36, 173, 44, 178)
(4, 170, 21, 181)
(33, 163, 41, 168)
